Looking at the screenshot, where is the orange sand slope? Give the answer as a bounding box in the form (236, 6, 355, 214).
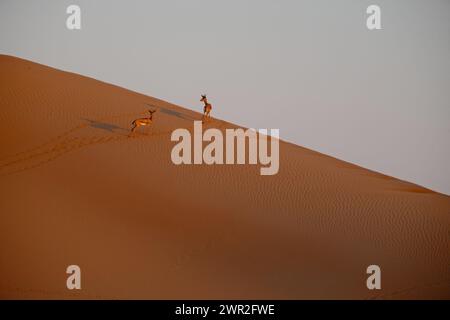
(0, 55, 449, 299)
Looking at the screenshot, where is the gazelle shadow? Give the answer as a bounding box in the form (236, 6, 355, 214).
(82, 118, 129, 133)
(158, 106, 196, 121)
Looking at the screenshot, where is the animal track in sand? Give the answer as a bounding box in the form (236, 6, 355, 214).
(0, 106, 231, 177)
(0, 112, 174, 177)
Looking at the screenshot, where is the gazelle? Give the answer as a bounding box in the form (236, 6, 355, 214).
(200, 94, 212, 122)
(131, 109, 157, 133)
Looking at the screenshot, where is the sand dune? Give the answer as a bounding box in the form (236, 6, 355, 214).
(0, 54, 449, 299)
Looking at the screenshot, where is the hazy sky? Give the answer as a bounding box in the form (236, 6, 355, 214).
(1, 0, 449, 194)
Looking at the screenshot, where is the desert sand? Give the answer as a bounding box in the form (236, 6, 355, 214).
(0, 54, 449, 299)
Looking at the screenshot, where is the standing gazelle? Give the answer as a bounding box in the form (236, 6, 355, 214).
(131, 109, 157, 133)
(200, 94, 212, 122)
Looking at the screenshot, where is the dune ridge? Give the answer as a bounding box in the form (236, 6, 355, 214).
(0, 55, 449, 299)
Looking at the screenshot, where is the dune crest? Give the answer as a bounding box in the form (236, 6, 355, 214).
(0, 55, 449, 299)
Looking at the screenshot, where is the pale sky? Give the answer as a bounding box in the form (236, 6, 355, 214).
(1, 0, 449, 194)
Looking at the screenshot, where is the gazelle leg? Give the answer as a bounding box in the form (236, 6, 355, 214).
(130, 124, 138, 135)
